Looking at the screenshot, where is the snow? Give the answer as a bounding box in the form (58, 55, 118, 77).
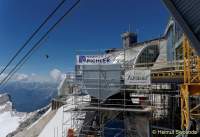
(0, 112, 23, 137)
(38, 106, 65, 137)
(27, 108, 51, 130)
(0, 94, 29, 137)
(0, 93, 7, 98)
(0, 101, 11, 110)
(0, 104, 7, 110)
(39, 95, 90, 137)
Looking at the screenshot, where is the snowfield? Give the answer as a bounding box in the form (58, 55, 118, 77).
(39, 95, 90, 137)
(0, 111, 24, 137)
(27, 108, 51, 130)
(38, 105, 64, 137)
(0, 92, 90, 137)
(0, 94, 29, 137)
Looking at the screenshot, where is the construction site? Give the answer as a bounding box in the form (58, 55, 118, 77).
(2, 0, 200, 137)
(4, 0, 192, 137)
(52, 0, 200, 137)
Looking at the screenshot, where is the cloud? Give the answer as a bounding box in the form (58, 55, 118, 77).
(49, 69, 65, 82)
(28, 73, 50, 82)
(31, 73, 36, 77)
(0, 73, 48, 83)
(0, 68, 65, 83)
(0, 73, 29, 82)
(15, 73, 29, 81)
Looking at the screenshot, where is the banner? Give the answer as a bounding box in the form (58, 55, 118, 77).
(125, 69, 151, 85)
(76, 54, 112, 65)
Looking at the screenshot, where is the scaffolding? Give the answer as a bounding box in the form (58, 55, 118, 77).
(180, 36, 200, 130)
(61, 43, 197, 137)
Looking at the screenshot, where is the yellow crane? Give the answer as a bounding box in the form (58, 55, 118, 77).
(163, 0, 200, 130)
(181, 36, 200, 130)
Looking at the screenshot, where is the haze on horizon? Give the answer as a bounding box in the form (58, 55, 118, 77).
(0, 0, 169, 82)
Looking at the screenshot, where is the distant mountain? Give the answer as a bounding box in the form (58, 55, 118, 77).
(0, 93, 30, 137)
(0, 81, 57, 112)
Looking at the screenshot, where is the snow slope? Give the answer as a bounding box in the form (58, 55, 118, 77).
(39, 95, 90, 137)
(38, 106, 64, 137)
(0, 94, 28, 137)
(27, 108, 51, 130)
(0, 112, 24, 137)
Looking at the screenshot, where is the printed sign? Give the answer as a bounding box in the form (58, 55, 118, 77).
(125, 69, 151, 85)
(76, 55, 112, 65)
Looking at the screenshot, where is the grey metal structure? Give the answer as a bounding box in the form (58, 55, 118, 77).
(163, 0, 200, 55)
(77, 64, 122, 100)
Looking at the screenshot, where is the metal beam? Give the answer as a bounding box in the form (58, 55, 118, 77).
(162, 0, 200, 56)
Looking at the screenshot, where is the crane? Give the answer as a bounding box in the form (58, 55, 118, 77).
(163, 0, 200, 130)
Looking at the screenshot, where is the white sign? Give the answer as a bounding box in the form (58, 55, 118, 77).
(125, 69, 151, 85)
(76, 55, 112, 65)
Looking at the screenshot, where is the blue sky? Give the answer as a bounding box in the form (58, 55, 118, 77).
(0, 0, 169, 79)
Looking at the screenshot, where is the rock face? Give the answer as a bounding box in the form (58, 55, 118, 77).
(0, 93, 30, 137)
(0, 93, 52, 137)
(0, 93, 11, 105)
(0, 94, 12, 113)
(7, 106, 52, 137)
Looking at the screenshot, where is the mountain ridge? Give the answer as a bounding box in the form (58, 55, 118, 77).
(0, 81, 57, 112)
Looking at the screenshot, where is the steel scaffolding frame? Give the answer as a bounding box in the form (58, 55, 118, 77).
(61, 47, 190, 137)
(180, 36, 200, 130)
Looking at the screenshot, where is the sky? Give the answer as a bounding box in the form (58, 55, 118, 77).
(0, 0, 170, 82)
